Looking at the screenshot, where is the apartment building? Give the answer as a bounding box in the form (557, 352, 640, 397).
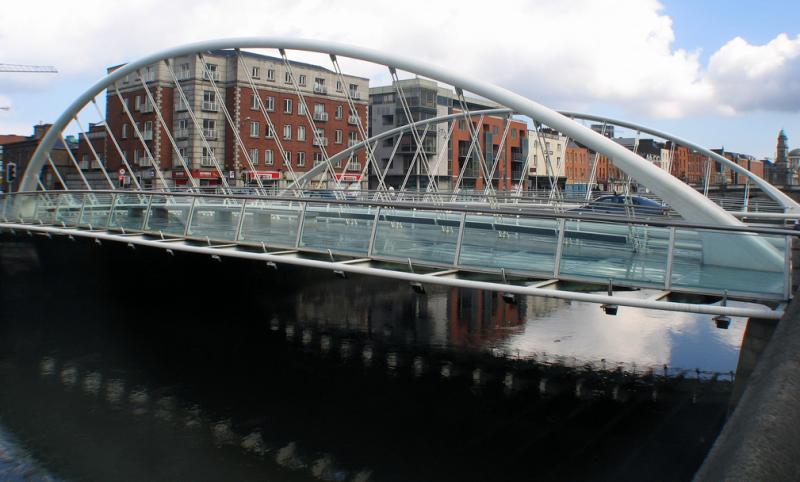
(368, 78, 528, 191)
(103, 50, 369, 188)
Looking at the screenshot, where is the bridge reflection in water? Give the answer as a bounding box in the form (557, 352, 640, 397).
(0, 235, 764, 481)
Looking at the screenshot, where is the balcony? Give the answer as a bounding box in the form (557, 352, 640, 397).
(347, 139, 359, 148)
(139, 103, 153, 113)
(202, 128, 219, 140)
(174, 128, 189, 139)
(314, 84, 327, 94)
(141, 131, 153, 141)
(313, 137, 329, 147)
(203, 71, 220, 81)
(349, 90, 361, 100)
(201, 101, 219, 112)
(200, 157, 215, 167)
(137, 157, 150, 167)
(348, 115, 360, 126)
(313, 111, 329, 122)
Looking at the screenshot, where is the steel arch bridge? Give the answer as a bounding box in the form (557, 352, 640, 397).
(2, 37, 796, 320)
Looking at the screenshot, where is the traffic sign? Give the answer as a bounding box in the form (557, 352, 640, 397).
(118, 168, 125, 175)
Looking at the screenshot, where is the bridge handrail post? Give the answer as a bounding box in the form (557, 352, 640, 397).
(367, 206, 381, 257)
(75, 193, 89, 227)
(0, 194, 7, 222)
(553, 218, 566, 277)
(664, 226, 676, 290)
(234, 200, 248, 242)
(453, 212, 467, 267)
(104, 193, 118, 229)
(785, 234, 792, 301)
(183, 196, 198, 237)
(140, 194, 155, 231)
(294, 201, 308, 248)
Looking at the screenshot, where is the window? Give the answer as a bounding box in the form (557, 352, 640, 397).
(265, 149, 274, 166)
(142, 121, 153, 140)
(203, 63, 220, 81)
(284, 151, 291, 165)
(335, 105, 343, 119)
(349, 83, 360, 99)
(298, 74, 306, 86)
(266, 69, 275, 81)
(314, 78, 326, 94)
(250, 95, 259, 110)
(122, 97, 130, 109)
(121, 124, 129, 139)
(297, 126, 306, 141)
(265, 125, 274, 138)
(250, 121, 260, 138)
(283, 98, 292, 114)
(283, 124, 292, 140)
(134, 95, 141, 110)
(201, 146, 215, 166)
(251, 66, 260, 79)
(335, 129, 343, 144)
(177, 63, 191, 80)
(284, 71, 292, 84)
(298, 102, 306, 116)
(249, 148, 259, 164)
(265, 96, 275, 111)
(177, 147, 188, 165)
(314, 152, 323, 165)
(175, 96, 188, 112)
(297, 151, 306, 167)
(202, 91, 217, 111)
(313, 103, 327, 121)
(143, 66, 155, 82)
(176, 119, 189, 138)
(335, 80, 342, 92)
(203, 119, 217, 139)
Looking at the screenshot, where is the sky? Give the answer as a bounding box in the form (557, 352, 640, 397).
(0, 0, 798, 159)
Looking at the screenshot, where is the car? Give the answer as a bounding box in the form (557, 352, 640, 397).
(568, 194, 668, 217)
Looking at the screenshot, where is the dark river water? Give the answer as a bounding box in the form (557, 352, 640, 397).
(0, 234, 765, 481)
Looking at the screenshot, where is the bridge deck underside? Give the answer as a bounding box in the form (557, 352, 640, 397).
(1, 192, 791, 304)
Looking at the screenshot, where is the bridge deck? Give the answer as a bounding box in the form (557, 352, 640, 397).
(1, 191, 793, 316)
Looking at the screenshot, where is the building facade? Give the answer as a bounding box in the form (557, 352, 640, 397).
(102, 50, 369, 189)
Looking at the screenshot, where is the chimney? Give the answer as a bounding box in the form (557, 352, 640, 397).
(33, 123, 53, 139)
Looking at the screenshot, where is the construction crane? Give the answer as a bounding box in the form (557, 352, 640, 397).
(0, 64, 58, 111)
(0, 63, 58, 73)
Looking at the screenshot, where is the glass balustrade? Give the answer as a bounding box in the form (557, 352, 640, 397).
(187, 197, 244, 241)
(238, 199, 304, 248)
(144, 195, 194, 235)
(372, 209, 462, 265)
(108, 193, 150, 231)
(299, 203, 376, 255)
(77, 193, 114, 228)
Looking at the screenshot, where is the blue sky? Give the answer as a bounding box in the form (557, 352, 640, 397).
(0, 0, 798, 159)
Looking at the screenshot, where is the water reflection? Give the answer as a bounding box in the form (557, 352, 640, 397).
(0, 236, 759, 481)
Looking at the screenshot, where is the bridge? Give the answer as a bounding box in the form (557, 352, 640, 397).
(1, 37, 797, 321)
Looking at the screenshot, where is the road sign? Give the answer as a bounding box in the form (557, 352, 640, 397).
(118, 168, 125, 175)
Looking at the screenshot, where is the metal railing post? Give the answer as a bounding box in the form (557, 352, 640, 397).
(553, 218, 566, 277)
(75, 193, 89, 226)
(665, 226, 676, 290)
(294, 202, 308, 248)
(453, 212, 467, 267)
(183, 196, 198, 237)
(367, 206, 381, 257)
(140, 194, 155, 231)
(234, 201, 248, 241)
(104, 193, 118, 228)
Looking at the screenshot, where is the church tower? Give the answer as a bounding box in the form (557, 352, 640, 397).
(774, 129, 791, 185)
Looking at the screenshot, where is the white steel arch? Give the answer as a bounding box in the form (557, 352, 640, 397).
(20, 37, 783, 270)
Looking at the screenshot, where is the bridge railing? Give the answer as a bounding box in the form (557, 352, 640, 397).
(1, 190, 793, 301)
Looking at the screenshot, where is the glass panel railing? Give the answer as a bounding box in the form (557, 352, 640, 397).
(54, 193, 86, 226)
(108, 193, 150, 231)
(238, 199, 304, 248)
(7, 193, 40, 222)
(32, 193, 60, 224)
(458, 214, 558, 275)
(144, 195, 193, 235)
(670, 229, 787, 298)
(371, 209, 462, 265)
(299, 203, 376, 255)
(559, 220, 670, 287)
(187, 197, 243, 241)
(78, 193, 114, 228)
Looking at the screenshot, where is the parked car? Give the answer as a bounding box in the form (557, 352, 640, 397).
(568, 194, 668, 217)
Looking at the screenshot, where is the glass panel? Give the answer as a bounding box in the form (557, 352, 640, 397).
(187, 197, 243, 241)
(54, 193, 86, 226)
(32, 193, 59, 224)
(108, 193, 150, 231)
(7, 194, 40, 222)
(459, 214, 558, 275)
(78, 193, 114, 228)
(671, 229, 786, 297)
(145, 195, 194, 235)
(299, 203, 376, 255)
(372, 209, 462, 265)
(559, 219, 670, 286)
(238, 199, 304, 248)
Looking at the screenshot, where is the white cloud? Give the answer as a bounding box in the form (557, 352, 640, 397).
(0, 0, 797, 121)
(707, 33, 800, 113)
